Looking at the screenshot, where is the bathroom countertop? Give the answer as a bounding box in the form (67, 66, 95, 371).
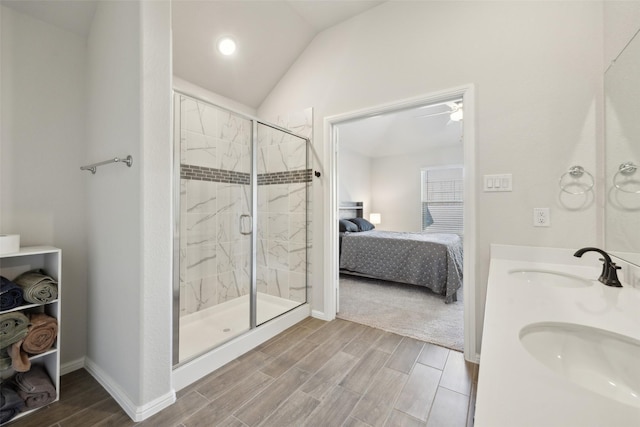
(474, 244, 640, 427)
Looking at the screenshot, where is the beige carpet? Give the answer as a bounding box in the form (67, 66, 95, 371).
(337, 274, 464, 351)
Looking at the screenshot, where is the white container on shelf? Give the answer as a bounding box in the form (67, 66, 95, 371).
(0, 234, 20, 255)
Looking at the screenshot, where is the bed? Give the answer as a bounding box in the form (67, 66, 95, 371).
(338, 204, 463, 303)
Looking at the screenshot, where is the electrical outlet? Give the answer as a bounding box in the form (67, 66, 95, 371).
(533, 208, 550, 227)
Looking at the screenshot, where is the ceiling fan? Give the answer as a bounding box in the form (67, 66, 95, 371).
(415, 101, 463, 121)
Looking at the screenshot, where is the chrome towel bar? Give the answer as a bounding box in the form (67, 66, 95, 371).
(80, 155, 133, 174)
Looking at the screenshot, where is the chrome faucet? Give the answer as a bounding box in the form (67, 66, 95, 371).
(573, 247, 622, 287)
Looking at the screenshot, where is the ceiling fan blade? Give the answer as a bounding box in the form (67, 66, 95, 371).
(415, 102, 463, 119)
(415, 110, 453, 119)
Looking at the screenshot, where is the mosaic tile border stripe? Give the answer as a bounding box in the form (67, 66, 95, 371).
(181, 164, 250, 185)
(181, 165, 313, 185)
(258, 169, 313, 185)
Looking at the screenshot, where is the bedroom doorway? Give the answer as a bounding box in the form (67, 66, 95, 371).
(324, 85, 478, 361)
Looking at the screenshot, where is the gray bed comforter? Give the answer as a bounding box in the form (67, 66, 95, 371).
(339, 230, 463, 303)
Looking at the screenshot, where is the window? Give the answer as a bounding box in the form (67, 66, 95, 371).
(421, 166, 463, 235)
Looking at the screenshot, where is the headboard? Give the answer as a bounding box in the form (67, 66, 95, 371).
(339, 201, 363, 219)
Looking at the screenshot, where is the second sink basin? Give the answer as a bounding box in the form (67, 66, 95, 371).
(508, 269, 592, 288)
(520, 322, 640, 408)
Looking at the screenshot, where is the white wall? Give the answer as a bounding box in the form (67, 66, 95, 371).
(86, 0, 142, 404)
(86, 0, 173, 417)
(174, 76, 257, 117)
(258, 1, 603, 352)
(0, 6, 88, 365)
(370, 146, 463, 232)
(139, 0, 173, 410)
(338, 148, 371, 217)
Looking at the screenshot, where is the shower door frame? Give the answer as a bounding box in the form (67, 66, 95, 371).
(172, 91, 310, 366)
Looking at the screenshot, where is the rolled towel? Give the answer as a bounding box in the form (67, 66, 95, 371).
(0, 276, 24, 311)
(0, 384, 25, 424)
(13, 365, 56, 409)
(0, 347, 11, 371)
(8, 340, 30, 372)
(22, 313, 58, 355)
(13, 269, 58, 304)
(0, 312, 29, 348)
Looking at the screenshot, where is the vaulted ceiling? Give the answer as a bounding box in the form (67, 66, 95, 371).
(1, 0, 385, 109)
(2, 0, 462, 156)
(171, 0, 385, 109)
(170, 1, 462, 155)
(1, 0, 98, 37)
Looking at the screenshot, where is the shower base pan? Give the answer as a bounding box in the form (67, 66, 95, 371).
(179, 292, 301, 363)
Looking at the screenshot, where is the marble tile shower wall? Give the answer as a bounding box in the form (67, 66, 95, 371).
(178, 98, 311, 317)
(257, 122, 307, 306)
(266, 108, 314, 304)
(179, 98, 252, 316)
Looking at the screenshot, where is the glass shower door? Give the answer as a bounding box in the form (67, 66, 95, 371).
(255, 122, 309, 325)
(176, 94, 253, 363)
(174, 93, 310, 366)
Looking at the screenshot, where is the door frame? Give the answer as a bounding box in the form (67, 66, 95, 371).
(323, 84, 478, 362)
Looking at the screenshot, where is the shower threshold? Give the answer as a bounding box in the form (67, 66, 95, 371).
(179, 292, 301, 363)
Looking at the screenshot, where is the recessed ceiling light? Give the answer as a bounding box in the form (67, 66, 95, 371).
(217, 37, 236, 56)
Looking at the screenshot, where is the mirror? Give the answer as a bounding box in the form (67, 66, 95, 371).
(605, 29, 640, 266)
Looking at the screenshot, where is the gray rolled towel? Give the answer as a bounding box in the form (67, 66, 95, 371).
(13, 365, 56, 409)
(13, 269, 58, 304)
(0, 311, 29, 348)
(0, 347, 11, 371)
(0, 384, 25, 423)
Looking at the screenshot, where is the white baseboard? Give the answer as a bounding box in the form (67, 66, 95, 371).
(60, 357, 85, 375)
(311, 309, 333, 321)
(132, 388, 177, 422)
(85, 357, 176, 422)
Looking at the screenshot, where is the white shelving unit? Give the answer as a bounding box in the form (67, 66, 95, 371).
(0, 246, 61, 424)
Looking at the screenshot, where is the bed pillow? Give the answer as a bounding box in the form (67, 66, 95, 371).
(349, 217, 375, 231)
(339, 219, 359, 232)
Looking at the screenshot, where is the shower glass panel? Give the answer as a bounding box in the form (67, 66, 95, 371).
(176, 94, 253, 363)
(255, 123, 309, 326)
(173, 93, 309, 366)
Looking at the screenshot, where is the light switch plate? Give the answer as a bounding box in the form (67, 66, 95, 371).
(484, 174, 512, 192)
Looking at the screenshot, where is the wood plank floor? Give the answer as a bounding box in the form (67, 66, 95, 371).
(7, 318, 478, 427)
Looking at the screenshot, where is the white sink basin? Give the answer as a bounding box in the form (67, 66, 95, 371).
(520, 322, 640, 408)
(509, 269, 592, 288)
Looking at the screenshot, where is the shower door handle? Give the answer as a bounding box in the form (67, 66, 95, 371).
(239, 214, 253, 235)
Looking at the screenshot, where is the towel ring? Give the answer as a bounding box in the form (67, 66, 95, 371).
(613, 162, 640, 194)
(559, 166, 594, 195)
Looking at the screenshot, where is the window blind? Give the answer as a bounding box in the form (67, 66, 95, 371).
(421, 167, 464, 235)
